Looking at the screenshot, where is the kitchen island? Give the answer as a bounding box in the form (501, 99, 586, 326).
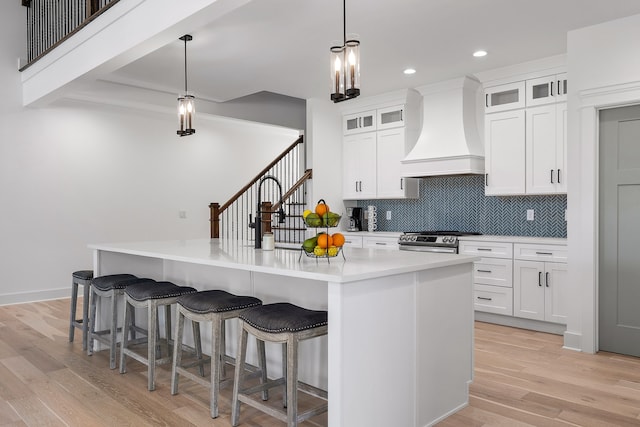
(89, 238, 478, 427)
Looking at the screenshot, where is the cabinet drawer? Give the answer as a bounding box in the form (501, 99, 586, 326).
(473, 258, 513, 288)
(474, 284, 513, 316)
(362, 236, 399, 250)
(459, 241, 513, 259)
(342, 235, 363, 248)
(513, 243, 567, 262)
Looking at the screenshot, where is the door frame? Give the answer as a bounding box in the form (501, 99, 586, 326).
(569, 81, 640, 353)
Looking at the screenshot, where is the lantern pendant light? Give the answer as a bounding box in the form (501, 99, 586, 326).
(330, 0, 360, 103)
(177, 35, 195, 137)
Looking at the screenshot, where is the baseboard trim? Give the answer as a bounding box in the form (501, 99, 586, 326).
(0, 288, 69, 306)
(475, 312, 567, 335)
(563, 330, 583, 352)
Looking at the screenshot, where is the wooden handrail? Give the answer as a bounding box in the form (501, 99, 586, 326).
(218, 135, 303, 214)
(272, 169, 313, 211)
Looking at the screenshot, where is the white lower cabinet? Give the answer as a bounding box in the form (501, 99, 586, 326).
(513, 246, 568, 324)
(460, 241, 513, 315)
(474, 284, 513, 316)
(461, 239, 568, 326)
(362, 236, 399, 250)
(342, 235, 363, 248)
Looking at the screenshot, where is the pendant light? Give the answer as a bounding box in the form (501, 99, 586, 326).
(330, 0, 360, 103)
(177, 34, 195, 137)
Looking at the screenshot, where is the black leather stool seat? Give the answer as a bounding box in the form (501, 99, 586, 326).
(178, 290, 262, 314)
(239, 302, 328, 333)
(125, 281, 196, 301)
(91, 274, 139, 291)
(72, 270, 94, 281)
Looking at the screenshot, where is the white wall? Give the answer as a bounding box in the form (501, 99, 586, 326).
(0, 2, 299, 304)
(566, 12, 640, 352)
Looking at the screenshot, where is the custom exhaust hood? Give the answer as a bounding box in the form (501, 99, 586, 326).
(401, 76, 484, 177)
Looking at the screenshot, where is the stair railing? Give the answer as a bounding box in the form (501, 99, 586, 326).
(210, 135, 311, 243)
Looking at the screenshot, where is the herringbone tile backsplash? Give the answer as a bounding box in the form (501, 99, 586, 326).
(357, 175, 567, 237)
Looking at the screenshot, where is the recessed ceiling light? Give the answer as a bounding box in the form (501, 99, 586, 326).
(403, 68, 416, 75)
(473, 50, 487, 58)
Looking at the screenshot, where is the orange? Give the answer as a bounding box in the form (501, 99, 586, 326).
(317, 234, 333, 249)
(331, 233, 345, 247)
(315, 201, 330, 216)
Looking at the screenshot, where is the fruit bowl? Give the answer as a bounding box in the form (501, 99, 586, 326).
(303, 213, 341, 228)
(300, 246, 344, 259)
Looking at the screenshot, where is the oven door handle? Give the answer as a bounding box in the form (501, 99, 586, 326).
(399, 246, 457, 254)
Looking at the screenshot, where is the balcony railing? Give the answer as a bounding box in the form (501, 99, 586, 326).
(21, 0, 119, 70)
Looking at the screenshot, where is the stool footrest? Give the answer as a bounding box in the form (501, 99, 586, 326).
(237, 394, 328, 425)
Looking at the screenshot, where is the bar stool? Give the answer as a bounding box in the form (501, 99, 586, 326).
(231, 302, 328, 427)
(88, 274, 151, 369)
(119, 281, 197, 391)
(171, 290, 264, 418)
(68, 270, 93, 351)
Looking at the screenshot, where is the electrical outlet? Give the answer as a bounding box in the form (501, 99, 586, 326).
(179, 210, 187, 219)
(386, 211, 392, 220)
(526, 209, 534, 221)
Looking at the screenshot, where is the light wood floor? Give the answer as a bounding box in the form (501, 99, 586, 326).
(2, 299, 640, 426)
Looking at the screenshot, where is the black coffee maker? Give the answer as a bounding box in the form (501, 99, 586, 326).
(348, 207, 364, 231)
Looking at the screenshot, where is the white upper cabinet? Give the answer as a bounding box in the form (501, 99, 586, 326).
(376, 128, 419, 199)
(484, 109, 526, 195)
(525, 73, 568, 107)
(525, 103, 567, 194)
(484, 81, 526, 113)
(343, 132, 377, 199)
(483, 71, 568, 196)
(343, 110, 376, 135)
(376, 105, 405, 130)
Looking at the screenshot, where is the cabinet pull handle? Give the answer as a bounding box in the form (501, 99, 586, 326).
(538, 271, 543, 287)
(558, 80, 562, 95)
(477, 297, 493, 301)
(400, 109, 404, 121)
(355, 181, 358, 192)
(485, 94, 489, 107)
(550, 169, 554, 184)
(546, 272, 550, 287)
(400, 178, 403, 190)
(477, 269, 492, 273)
(536, 251, 553, 255)
(485, 173, 488, 186)
(550, 81, 554, 96)
(477, 248, 492, 252)
(557, 169, 561, 184)
(359, 181, 362, 192)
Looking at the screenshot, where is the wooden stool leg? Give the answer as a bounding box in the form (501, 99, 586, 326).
(282, 342, 288, 408)
(220, 320, 226, 377)
(258, 338, 268, 401)
(81, 282, 90, 351)
(286, 336, 299, 427)
(192, 320, 204, 377)
(109, 290, 119, 369)
(148, 300, 158, 391)
(69, 280, 79, 342)
(87, 288, 97, 356)
(119, 298, 131, 374)
(171, 306, 185, 395)
(210, 316, 223, 418)
(231, 324, 249, 427)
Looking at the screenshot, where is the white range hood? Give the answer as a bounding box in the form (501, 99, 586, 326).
(401, 76, 484, 177)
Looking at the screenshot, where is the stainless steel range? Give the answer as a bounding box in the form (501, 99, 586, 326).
(398, 231, 482, 254)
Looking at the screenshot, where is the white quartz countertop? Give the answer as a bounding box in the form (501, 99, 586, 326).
(458, 235, 567, 245)
(344, 231, 402, 237)
(89, 238, 478, 284)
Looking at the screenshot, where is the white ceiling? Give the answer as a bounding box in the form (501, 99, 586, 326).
(106, 0, 640, 103)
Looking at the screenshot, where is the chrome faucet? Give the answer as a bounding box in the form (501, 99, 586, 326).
(250, 175, 286, 249)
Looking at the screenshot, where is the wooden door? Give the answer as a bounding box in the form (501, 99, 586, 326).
(599, 105, 640, 356)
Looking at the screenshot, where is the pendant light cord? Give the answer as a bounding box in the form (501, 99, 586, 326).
(343, 0, 346, 45)
(184, 37, 188, 93)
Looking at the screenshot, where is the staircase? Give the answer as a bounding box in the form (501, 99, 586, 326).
(210, 135, 312, 247)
